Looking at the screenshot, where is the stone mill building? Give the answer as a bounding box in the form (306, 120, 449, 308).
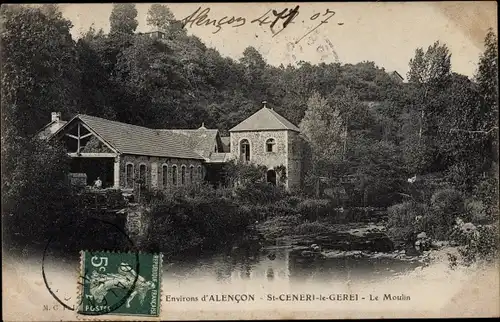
(38, 102, 308, 192)
(228, 102, 307, 191)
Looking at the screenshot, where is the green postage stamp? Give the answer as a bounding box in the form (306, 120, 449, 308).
(77, 251, 162, 317)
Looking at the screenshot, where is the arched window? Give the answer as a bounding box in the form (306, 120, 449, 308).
(126, 163, 134, 188)
(139, 164, 147, 188)
(240, 139, 250, 162)
(189, 165, 194, 184)
(266, 138, 276, 152)
(172, 165, 178, 186)
(181, 166, 186, 185)
(162, 164, 168, 188)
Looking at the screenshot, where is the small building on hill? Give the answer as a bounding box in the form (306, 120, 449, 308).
(389, 70, 404, 83)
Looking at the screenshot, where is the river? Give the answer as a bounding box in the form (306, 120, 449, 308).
(164, 241, 423, 285)
(3, 235, 499, 320)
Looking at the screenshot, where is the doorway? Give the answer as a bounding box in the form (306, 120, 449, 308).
(267, 169, 277, 185)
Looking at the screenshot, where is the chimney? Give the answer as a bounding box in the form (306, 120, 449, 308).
(51, 112, 61, 123)
(262, 101, 268, 108)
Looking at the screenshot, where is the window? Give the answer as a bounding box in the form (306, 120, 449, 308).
(189, 165, 194, 184)
(240, 139, 250, 162)
(181, 166, 186, 185)
(126, 163, 134, 188)
(198, 166, 203, 180)
(162, 165, 168, 188)
(139, 164, 147, 188)
(172, 165, 178, 186)
(266, 138, 276, 152)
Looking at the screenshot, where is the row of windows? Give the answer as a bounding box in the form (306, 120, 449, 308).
(240, 138, 276, 161)
(125, 163, 202, 189)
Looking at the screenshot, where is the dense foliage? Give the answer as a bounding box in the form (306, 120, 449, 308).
(1, 5, 497, 261)
(144, 186, 253, 257)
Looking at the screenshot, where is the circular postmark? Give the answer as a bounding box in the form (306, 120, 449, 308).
(286, 30, 340, 65)
(41, 215, 140, 316)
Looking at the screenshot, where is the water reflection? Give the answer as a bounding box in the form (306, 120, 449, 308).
(164, 244, 422, 284)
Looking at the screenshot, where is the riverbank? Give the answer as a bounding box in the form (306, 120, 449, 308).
(256, 214, 450, 266)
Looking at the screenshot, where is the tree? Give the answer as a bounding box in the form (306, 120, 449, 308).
(1, 5, 80, 222)
(2, 138, 75, 245)
(299, 92, 345, 169)
(475, 29, 498, 134)
(76, 27, 116, 119)
(1, 4, 80, 137)
(239, 46, 269, 100)
(407, 41, 452, 140)
(470, 29, 498, 217)
(113, 36, 196, 128)
(407, 41, 452, 86)
(146, 4, 175, 31)
(405, 41, 452, 173)
(109, 3, 138, 35)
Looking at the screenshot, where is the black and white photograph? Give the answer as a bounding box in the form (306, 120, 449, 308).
(1, 2, 499, 320)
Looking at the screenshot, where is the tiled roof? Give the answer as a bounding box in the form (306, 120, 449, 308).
(160, 128, 219, 159)
(208, 153, 232, 163)
(61, 115, 204, 160)
(37, 120, 67, 140)
(229, 107, 300, 132)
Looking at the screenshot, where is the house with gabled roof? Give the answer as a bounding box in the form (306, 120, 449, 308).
(40, 114, 213, 191)
(229, 102, 307, 191)
(38, 101, 307, 192)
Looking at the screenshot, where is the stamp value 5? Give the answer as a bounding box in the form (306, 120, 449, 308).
(77, 251, 162, 317)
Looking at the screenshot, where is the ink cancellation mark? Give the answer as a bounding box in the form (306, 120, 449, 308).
(77, 251, 161, 317)
(41, 216, 138, 312)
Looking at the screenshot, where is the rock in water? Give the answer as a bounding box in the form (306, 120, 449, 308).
(405, 246, 420, 257)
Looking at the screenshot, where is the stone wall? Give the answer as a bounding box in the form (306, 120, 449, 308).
(125, 205, 150, 248)
(287, 131, 305, 191)
(229, 130, 304, 190)
(119, 154, 205, 190)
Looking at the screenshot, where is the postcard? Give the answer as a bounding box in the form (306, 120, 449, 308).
(2, 2, 499, 320)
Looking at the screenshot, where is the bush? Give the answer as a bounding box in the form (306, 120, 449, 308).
(144, 194, 252, 256)
(424, 188, 465, 239)
(387, 202, 426, 247)
(293, 221, 334, 235)
(2, 138, 78, 249)
(282, 195, 304, 208)
(451, 218, 500, 265)
(430, 188, 464, 214)
(472, 175, 498, 223)
(235, 182, 288, 204)
(464, 199, 489, 224)
(297, 198, 331, 221)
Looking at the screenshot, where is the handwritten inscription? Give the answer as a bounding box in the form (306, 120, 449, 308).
(181, 7, 246, 34)
(180, 5, 343, 44)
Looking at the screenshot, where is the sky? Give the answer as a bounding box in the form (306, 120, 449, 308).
(57, 2, 497, 80)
